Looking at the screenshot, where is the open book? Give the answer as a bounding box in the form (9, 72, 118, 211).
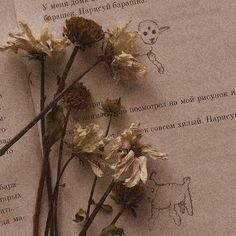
(1, 0, 236, 235)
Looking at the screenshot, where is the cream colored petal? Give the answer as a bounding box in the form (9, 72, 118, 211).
(142, 146, 167, 160)
(138, 156, 148, 184)
(40, 23, 49, 43)
(88, 160, 104, 177)
(124, 159, 141, 188)
(112, 150, 135, 180)
(19, 22, 37, 44)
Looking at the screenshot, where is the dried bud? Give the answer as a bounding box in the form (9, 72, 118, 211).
(63, 17, 104, 47)
(111, 182, 145, 207)
(102, 98, 122, 117)
(64, 83, 91, 110)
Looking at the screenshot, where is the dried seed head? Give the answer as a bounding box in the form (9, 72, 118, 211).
(102, 98, 122, 117)
(63, 17, 104, 47)
(111, 181, 145, 206)
(64, 83, 91, 110)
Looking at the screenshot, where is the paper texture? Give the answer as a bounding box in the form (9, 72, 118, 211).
(1, 0, 236, 235)
(0, 1, 42, 235)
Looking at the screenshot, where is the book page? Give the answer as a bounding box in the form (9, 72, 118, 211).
(0, 1, 42, 235)
(14, 0, 236, 235)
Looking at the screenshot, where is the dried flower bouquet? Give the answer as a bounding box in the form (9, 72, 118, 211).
(0, 17, 167, 236)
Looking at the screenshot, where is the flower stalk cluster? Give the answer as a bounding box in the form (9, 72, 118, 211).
(0, 16, 167, 236)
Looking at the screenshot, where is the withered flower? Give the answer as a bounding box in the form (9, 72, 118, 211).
(102, 98, 122, 117)
(104, 23, 138, 57)
(63, 17, 104, 48)
(107, 123, 167, 188)
(111, 182, 145, 207)
(103, 23, 146, 82)
(0, 22, 69, 59)
(63, 83, 91, 111)
(111, 52, 146, 82)
(70, 123, 110, 177)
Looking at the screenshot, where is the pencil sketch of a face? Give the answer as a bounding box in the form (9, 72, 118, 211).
(138, 20, 169, 74)
(138, 20, 169, 45)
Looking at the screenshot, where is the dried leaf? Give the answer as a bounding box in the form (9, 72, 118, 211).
(44, 105, 66, 148)
(129, 207, 137, 218)
(91, 200, 113, 213)
(101, 204, 113, 213)
(73, 212, 84, 223)
(100, 224, 124, 236)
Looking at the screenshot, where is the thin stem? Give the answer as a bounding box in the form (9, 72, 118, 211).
(111, 205, 126, 225)
(33, 148, 50, 236)
(40, 58, 54, 236)
(105, 116, 112, 137)
(40, 58, 46, 136)
(85, 176, 97, 223)
(57, 46, 80, 94)
(79, 180, 115, 236)
(45, 155, 76, 236)
(0, 58, 103, 157)
(54, 109, 71, 236)
(85, 115, 112, 223)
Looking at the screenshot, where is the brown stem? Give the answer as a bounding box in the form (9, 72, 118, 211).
(85, 176, 97, 223)
(40, 58, 46, 137)
(105, 116, 112, 137)
(79, 180, 115, 236)
(33, 148, 50, 236)
(57, 46, 80, 94)
(45, 155, 76, 236)
(54, 109, 71, 236)
(111, 205, 126, 225)
(40, 58, 54, 236)
(85, 115, 112, 223)
(0, 58, 103, 157)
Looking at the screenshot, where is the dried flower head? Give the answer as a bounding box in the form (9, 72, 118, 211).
(0, 22, 69, 59)
(102, 98, 122, 117)
(111, 181, 145, 207)
(63, 17, 104, 48)
(105, 23, 138, 57)
(70, 123, 110, 177)
(63, 83, 91, 110)
(108, 123, 167, 188)
(103, 23, 146, 82)
(111, 52, 146, 82)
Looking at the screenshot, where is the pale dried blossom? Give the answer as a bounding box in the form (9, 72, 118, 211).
(103, 24, 146, 82)
(108, 123, 167, 188)
(105, 23, 138, 57)
(70, 123, 110, 177)
(111, 52, 146, 82)
(63, 17, 104, 48)
(0, 22, 69, 59)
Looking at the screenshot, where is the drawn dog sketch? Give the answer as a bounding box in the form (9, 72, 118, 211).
(146, 172, 193, 230)
(138, 20, 169, 74)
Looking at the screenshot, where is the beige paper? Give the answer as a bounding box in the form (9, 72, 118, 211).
(0, 1, 42, 235)
(10, 0, 236, 235)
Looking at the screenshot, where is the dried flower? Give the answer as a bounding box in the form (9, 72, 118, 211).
(108, 123, 167, 187)
(0, 22, 69, 59)
(103, 23, 146, 82)
(111, 52, 146, 82)
(63, 17, 104, 47)
(111, 182, 145, 206)
(70, 123, 110, 177)
(102, 98, 122, 117)
(105, 23, 138, 57)
(63, 83, 91, 110)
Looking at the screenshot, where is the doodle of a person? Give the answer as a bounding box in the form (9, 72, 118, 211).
(138, 20, 169, 74)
